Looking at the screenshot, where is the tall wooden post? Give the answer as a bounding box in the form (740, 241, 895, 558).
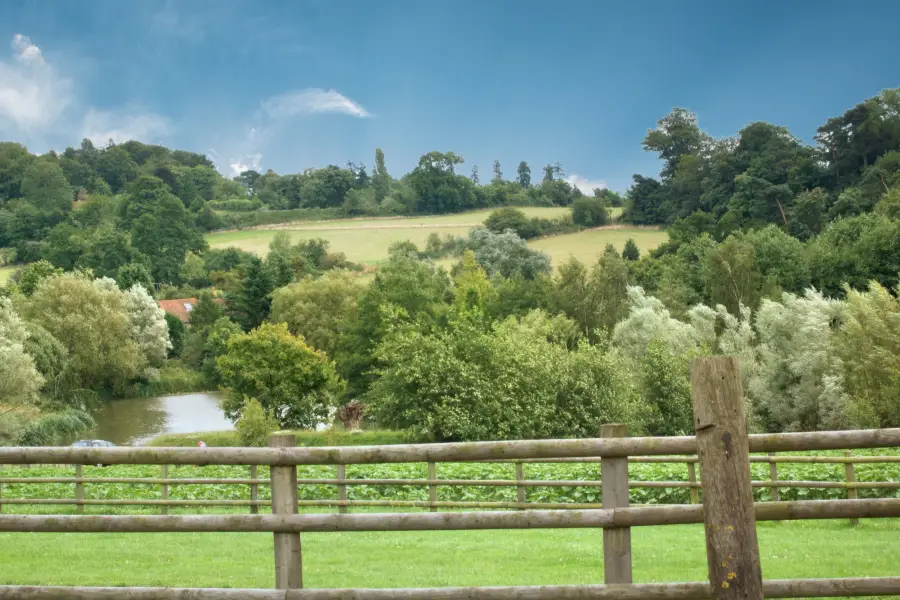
(691, 357, 763, 600)
(844, 451, 859, 526)
(250, 465, 259, 515)
(159, 465, 168, 515)
(269, 433, 302, 589)
(600, 423, 631, 584)
(75, 464, 84, 515)
(515, 462, 526, 509)
(427, 462, 438, 512)
(336, 464, 348, 514)
(768, 453, 780, 502)
(687, 460, 700, 505)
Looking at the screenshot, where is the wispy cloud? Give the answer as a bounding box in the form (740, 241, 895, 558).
(0, 34, 73, 132)
(81, 108, 170, 146)
(150, 0, 205, 43)
(262, 88, 371, 119)
(565, 174, 608, 194)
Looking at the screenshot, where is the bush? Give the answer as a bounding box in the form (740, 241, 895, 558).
(207, 198, 262, 212)
(622, 238, 640, 261)
(484, 207, 540, 239)
(216, 208, 343, 229)
(236, 398, 279, 447)
(571, 196, 609, 227)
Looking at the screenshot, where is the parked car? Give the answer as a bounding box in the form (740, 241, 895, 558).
(71, 439, 116, 467)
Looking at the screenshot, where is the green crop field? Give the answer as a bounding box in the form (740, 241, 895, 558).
(205, 207, 663, 267)
(1, 519, 896, 588)
(531, 227, 668, 266)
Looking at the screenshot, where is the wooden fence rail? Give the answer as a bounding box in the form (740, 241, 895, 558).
(1, 358, 899, 599)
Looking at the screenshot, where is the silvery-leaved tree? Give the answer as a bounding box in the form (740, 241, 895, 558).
(750, 289, 848, 432)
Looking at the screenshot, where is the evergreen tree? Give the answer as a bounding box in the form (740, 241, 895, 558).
(229, 256, 274, 331)
(516, 161, 531, 188)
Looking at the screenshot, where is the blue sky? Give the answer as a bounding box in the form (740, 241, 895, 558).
(1, 0, 898, 191)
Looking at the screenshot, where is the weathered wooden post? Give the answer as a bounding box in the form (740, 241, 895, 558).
(75, 464, 84, 514)
(269, 433, 302, 589)
(160, 465, 168, 515)
(427, 462, 438, 512)
(687, 460, 700, 505)
(515, 462, 526, 509)
(600, 423, 631, 584)
(249, 465, 259, 515)
(691, 357, 763, 600)
(844, 451, 859, 526)
(768, 453, 780, 502)
(336, 464, 348, 514)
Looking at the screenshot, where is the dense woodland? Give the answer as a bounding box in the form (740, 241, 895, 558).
(2, 88, 900, 445)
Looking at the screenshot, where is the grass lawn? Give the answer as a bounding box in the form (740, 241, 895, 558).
(531, 227, 668, 266)
(0, 518, 896, 589)
(0, 265, 15, 285)
(0, 520, 900, 588)
(206, 207, 570, 265)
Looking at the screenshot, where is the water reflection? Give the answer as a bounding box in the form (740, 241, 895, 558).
(89, 392, 233, 446)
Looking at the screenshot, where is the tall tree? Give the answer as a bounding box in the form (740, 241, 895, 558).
(516, 161, 531, 188)
(372, 148, 391, 202)
(492, 160, 503, 183)
(470, 165, 480, 184)
(228, 256, 274, 331)
(21, 159, 72, 215)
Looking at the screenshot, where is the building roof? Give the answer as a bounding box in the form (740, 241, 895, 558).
(158, 297, 226, 324)
(158, 298, 199, 324)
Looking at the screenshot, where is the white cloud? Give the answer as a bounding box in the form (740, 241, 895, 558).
(81, 109, 171, 145)
(565, 174, 608, 194)
(262, 88, 370, 119)
(229, 153, 263, 177)
(0, 34, 73, 132)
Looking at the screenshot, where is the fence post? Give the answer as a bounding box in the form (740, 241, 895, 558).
(600, 423, 631, 584)
(336, 464, 348, 514)
(269, 433, 302, 589)
(250, 465, 259, 515)
(160, 465, 168, 515)
(691, 357, 763, 600)
(844, 451, 859, 526)
(768, 453, 779, 502)
(687, 460, 700, 505)
(75, 464, 84, 514)
(427, 462, 438, 512)
(515, 462, 526, 509)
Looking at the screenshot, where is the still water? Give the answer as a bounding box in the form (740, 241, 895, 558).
(88, 392, 233, 446)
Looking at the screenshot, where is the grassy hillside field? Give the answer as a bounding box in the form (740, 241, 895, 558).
(1, 519, 895, 588)
(0, 265, 14, 285)
(205, 206, 663, 268)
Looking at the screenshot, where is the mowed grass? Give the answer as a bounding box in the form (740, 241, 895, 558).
(532, 227, 668, 266)
(0, 265, 15, 285)
(0, 519, 896, 588)
(206, 207, 660, 268)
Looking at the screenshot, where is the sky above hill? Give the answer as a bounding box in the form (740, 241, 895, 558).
(1, 0, 898, 191)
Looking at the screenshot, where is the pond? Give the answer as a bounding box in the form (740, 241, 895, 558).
(88, 392, 233, 446)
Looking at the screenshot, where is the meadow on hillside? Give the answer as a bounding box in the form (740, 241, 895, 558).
(205, 206, 656, 267)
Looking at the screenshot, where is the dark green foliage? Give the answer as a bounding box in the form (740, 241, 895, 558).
(16, 409, 95, 446)
(484, 207, 539, 238)
(116, 262, 154, 292)
(622, 238, 640, 261)
(228, 256, 274, 330)
(570, 196, 609, 227)
(165, 312, 186, 357)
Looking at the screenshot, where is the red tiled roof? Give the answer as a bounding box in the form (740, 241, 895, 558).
(158, 298, 198, 323)
(158, 297, 225, 324)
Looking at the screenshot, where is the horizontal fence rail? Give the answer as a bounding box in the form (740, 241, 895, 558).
(1, 499, 899, 533)
(3, 428, 900, 466)
(3, 578, 900, 600)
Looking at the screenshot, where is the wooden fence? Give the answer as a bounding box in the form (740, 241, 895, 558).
(0, 357, 899, 599)
(2, 451, 898, 514)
